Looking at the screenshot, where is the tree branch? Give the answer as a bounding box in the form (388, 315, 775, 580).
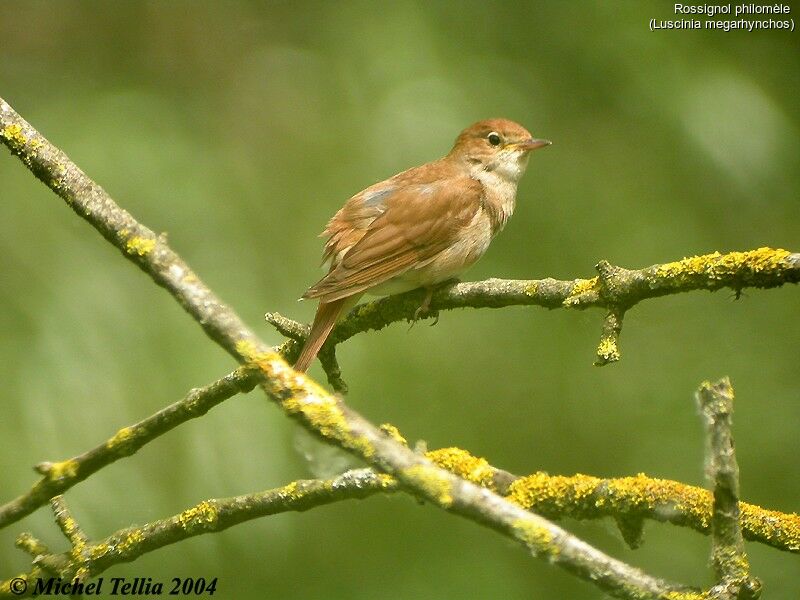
(2, 97, 797, 599)
(697, 379, 761, 599)
(3, 404, 798, 582)
(0, 368, 259, 530)
(5, 442, 796, 596)
(0, 95, 688, 598)
(1, 369, 797, 588)
(49, 496, 91, 582)
(267, 247, 799, 381)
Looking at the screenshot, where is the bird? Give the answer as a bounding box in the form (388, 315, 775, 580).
(293, 118, 550, 372)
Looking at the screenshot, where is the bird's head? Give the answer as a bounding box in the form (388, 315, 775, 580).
(448, 118, 550, 183)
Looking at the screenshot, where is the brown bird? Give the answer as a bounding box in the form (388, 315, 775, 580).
(294, 118, 550, 372)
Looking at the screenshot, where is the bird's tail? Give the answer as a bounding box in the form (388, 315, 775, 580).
(293, 298, 348, 372)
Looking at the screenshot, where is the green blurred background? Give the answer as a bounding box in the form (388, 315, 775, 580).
(2, 1, 799, 598)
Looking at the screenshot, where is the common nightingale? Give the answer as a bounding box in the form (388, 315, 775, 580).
(294, 118, 550, 371)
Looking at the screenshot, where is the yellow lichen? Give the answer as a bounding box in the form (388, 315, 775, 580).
(47, 459, 79, 480)
(1, 123, 27, 151)
(426, 447, 496, 490)
(524, 281, 538, 297)
(89, 542, 111, 560)
(664, 591, 709, 600)
(67, 521, 88, 557)
(62, 516, 78, 535)
(740, 503, 800, 551)
(178, 500, 218, 532)
(106, 426, 135, 451)
(507, 472, 600, 511)
(15, 534, 42, 556)
(125, 236, 156, 256)
(278, 481, 301, 501)
(480, 463, 800, 554)
(236, 339, 375, 458)
(49, 162, 68, 192)
(284, 392, 347, 441)
(655, 247, 792, 284)
(562, 276, 600, 306)
(375, 473, 396, 488)
(379, 423, 407, 446)
(116, 529, 143, 554)
(404, 464, 453, 507)
(512, 519, 557, 558)
(596, 336, 620, 363)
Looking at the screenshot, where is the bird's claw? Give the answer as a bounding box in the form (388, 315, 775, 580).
(409, 287, 437, 329)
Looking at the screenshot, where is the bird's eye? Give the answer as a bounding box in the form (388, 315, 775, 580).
(487, 132, 502, 146)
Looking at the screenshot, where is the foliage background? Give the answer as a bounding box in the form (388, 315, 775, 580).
(1, 1, 798, 598)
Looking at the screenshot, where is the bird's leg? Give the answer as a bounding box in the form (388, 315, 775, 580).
(415, 286, 434, 319)
(408, 287, 436, 329)
(410, 279, 458, 327)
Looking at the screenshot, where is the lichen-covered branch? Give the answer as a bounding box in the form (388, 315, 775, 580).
(1, 96, 700, 599)
(11, 470, 395, 590)
(0, 381, 794, 589)
(49, 496, 91, 582)
(0, 368, 259, 531)
(0, 426, 800, 590)
(430, 447, 800, 555)
(4, 443, 797, 596)
(267, 247, 799, 377)
(697, 379, 761, 599)
(241, 343, 698, 598)
(0, 99, 266, 363)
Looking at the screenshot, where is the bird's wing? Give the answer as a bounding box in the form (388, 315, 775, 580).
(303, 177, 483, 302)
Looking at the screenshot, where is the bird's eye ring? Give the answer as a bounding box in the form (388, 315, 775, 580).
(487, 132, 502, 146)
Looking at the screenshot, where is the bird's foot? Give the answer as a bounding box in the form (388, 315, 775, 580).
(408, 287, 437, 328)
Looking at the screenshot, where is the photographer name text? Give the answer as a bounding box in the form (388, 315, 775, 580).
(7, 576, 218, 597)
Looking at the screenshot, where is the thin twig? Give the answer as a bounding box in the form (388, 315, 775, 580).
(697, 379, 761, 599)
(0, 368, 259, 530)
(49, 496, 90, 580)
(14, 533, 49, 559)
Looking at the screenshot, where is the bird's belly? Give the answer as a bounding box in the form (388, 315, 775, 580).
(366, 212, 493, 297)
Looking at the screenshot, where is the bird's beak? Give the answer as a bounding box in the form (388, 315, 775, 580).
(516, 138, 552, 152)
